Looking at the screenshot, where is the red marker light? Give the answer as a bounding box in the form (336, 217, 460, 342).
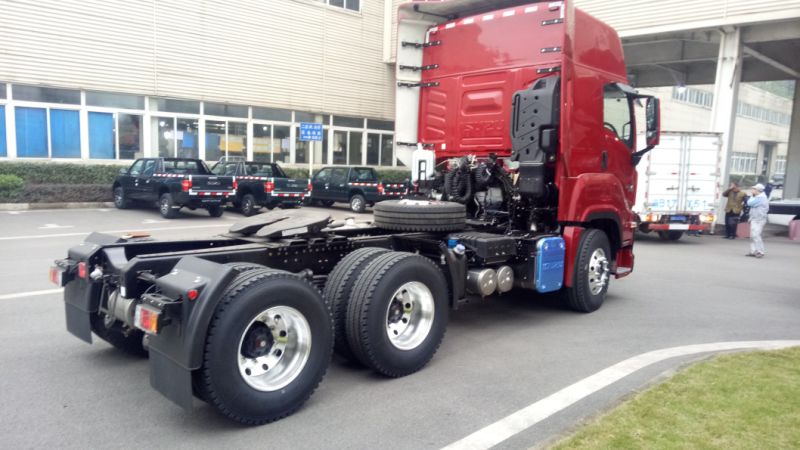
(233, 178, 238, 190)
(187, 289, 199, 301)
(77, 262, 87, 279)
(264, 181, 275, 193)
(181, 179, 192, 192)
(134, 305, 161, 335)
(378, 183, 385, 195)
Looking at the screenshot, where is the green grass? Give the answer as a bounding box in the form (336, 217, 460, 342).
(552, 347, 800, 450)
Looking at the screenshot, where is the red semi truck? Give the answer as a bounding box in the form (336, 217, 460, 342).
(51, 0, 660, 425)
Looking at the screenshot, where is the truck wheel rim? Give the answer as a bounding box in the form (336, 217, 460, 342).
(237, 306, 312, 392)
(114, 189, 123, 206)
(385, 281, 435, 351)
(352, 198, 362, 211)
(160, 198, 169, 215)
(588, 248, 610, 295)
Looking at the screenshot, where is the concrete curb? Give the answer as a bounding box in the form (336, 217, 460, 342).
(0, 202, 114, 211)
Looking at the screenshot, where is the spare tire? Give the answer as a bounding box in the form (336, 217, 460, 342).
(374, 200, 466, 232)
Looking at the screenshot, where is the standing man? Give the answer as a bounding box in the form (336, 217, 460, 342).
(722, 182, 747, 239)
(746, 183, 770, 258)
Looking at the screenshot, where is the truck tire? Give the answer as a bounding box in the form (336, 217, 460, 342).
(373, 200, 466, 232)
(159, 193, 178, 219)
(208, 205, 224, 217)
(346, 252, 448, 377)
(562, 229, 611, 313)
(350, 194, 367, 213)
(321, 200, 335, 208)
(226, 262, 268, 273)
(90, 311, 147, 357)
(658, 231, 683, 241)
(113, 186, 130, 210)
(240, 194, 260, 217)
(323, 247, 390, 360)
(196, 268, 333, 425)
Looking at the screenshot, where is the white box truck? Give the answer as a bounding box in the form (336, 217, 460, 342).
(634, 131, 722, 241)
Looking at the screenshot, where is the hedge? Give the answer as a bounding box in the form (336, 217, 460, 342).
(20, 184, 113, 203)
(0, 161, 125, 185)
(0, 174, 25, 202)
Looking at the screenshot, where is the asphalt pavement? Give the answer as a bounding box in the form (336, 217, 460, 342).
(0, 206, 798, 449)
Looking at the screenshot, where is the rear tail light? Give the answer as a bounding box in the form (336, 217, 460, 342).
(49, 266, 64, 286)
(181, 179, 192, 192)
(307, 180, 313, 193)
(77, 262, 88, 279)
(233, 178, 238, 191)
(264, 181, 275, 193)
(378, 183, 385, 195)
(134, 304, 162, 335)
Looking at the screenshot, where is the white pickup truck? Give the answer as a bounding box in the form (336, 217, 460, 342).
(634, 131, 722, 241)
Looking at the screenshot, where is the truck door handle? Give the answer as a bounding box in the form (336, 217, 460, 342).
(601, 151, 608, 171)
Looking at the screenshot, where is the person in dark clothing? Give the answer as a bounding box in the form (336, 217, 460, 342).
(722, 182, 747, 239)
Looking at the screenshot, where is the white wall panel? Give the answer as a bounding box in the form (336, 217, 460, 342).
(0, 0, 395, 119)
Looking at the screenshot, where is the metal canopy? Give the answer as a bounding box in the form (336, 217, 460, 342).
(623, 18, 800, 87)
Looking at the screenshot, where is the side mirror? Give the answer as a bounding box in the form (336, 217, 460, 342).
(646, 97, 660, 147)
(118, 168, 127, 175)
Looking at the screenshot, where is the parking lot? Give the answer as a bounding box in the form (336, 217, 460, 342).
(0, 206, 798, 449)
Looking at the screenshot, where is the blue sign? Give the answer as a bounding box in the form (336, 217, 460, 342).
(299, 123, 324, 142)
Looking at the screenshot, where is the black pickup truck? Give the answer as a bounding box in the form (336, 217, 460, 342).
(308, 166, 408, 213)
(211, 160, 310, 216)
(113, 158, 236, 219)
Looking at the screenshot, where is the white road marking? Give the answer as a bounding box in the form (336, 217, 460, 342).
(38, 224, 75, 230)
(142, 219, 169, 224)
(443, 340, 800, 450)
(0, 223, 231, 241)
(0, 288, 63, 300)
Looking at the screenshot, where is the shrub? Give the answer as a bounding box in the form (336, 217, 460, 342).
(17, 184, 113, 203)
(0, 174, 25, 202)
(0, 161, 126, 185)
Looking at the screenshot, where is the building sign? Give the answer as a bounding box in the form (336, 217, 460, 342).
(299, 123, 323, 141)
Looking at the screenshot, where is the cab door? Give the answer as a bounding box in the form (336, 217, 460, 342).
(311, 168, 333, 200)
(602, 84, 637, 205)
(329, 168, 350, 202)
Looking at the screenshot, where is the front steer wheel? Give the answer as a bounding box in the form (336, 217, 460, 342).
(345, 252, 448, 377)
(113, 186, 130, 209)
(195, 269, 333, 425)
(562, 229, 611, 313)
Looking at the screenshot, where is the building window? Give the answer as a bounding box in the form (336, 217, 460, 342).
(367, 119, 394, 131)
(49, 109, 81, 158)
(731, 152, 757, 174)
(333, 130, 363, 165)
(205, 120, 247, 162)
(333, 116, 364, 128)
(150, 98, 200, 114)
(0, 83, 6, 100)
(0, 105, 6, 157)
(204, 102, 248, 118)
(88, 112, 115, 159)
(15, 107, 48, 157)
(86, 91, 144, 110)
(774, 156, 786, 176)
(274, 126, 291, 164)
(13, 85, 80, 105)
(736, 100, 791, 126)
(324, 0, 360, 12)
(119, 114, 143, 160)
(253, 124, 273, 162)
(177, 119, 199, 158)
(253, 107, 292, 122)
(367, 133, 394, 166)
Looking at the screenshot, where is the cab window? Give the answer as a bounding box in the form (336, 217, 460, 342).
(603, 84, 634, 149)
(247, 163, 274, 177)
(331, 168, 348, 184)
(142, 159, 157, 177)
(128, 160, 145, 176)
(314, 168, 332, 182)
(350, 168, 377, 182)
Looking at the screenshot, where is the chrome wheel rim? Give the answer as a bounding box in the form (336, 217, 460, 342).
(160, 198, 169, 215)
(237, 306, 312, 392)
(385, 281, 435, 350)
(587, 248, 610, 295)
(114, 189, 123, 206)
(351, 197, 362, 212)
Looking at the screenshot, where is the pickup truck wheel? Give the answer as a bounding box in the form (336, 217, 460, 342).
(240, 194, 260, 217)
(658, 231, 683, 241)
(323, 247, 390, 360)
(350, 194, 367, 213)
(208, 205, 224, 217)
(346, 252, 448, 377)
(562, 229, 610, 313)
(159, 193, 178, 219)
(374, 200, 466, 232)
(197, 269, 333, 425)
(113, 186, 129, 209)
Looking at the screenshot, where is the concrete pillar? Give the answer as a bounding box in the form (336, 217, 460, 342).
(709, 27, 742, 190)
(784, 80, 800, 199)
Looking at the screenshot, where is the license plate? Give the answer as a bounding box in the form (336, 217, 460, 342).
(670, 215, 687, 222)
(201, 199, 221, 204)
(669, 224, 690, 230)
